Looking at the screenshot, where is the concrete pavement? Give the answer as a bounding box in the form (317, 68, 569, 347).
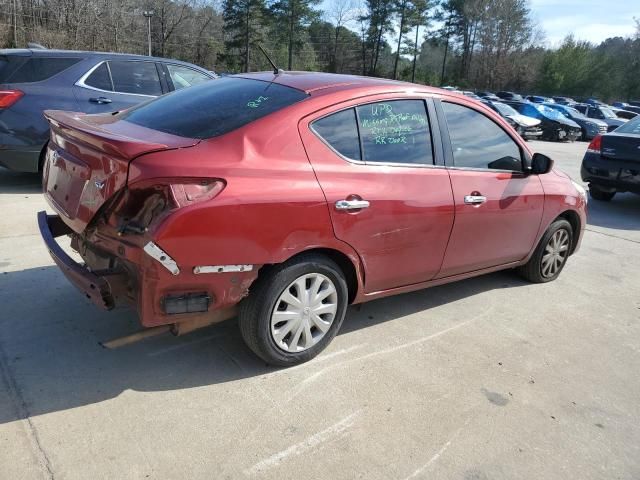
(1, 140, 639, 480)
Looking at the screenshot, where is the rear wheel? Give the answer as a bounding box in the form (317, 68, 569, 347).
(589, 184, 616, 201)
(239, 254, 349, 367)
(517, 219, 573, 283)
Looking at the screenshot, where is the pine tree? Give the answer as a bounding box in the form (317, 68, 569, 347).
(269, 0, 321, 70)
(222, 0, 267, 72)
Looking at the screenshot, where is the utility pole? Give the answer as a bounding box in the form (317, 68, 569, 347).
(143, 10, 154, 56)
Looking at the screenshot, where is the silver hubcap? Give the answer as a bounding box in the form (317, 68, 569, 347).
(542, 229, 570, 278)
(270, 273, 338, 353)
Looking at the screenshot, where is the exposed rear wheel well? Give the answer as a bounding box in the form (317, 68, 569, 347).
(38, 141, 49, 172)
(556, 210, 580, 254)
(259, 248, 359, 304)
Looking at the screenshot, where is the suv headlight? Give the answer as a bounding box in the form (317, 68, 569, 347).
(572, 180, 587, 203)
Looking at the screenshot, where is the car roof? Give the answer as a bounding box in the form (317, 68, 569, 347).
(233, 71, 447, 96)
(0, 48, 206, 68)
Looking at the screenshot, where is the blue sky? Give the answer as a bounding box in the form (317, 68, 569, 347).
(529, 0, 638, 46)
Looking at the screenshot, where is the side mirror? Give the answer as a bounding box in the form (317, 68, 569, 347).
(530, 152, 554, 174)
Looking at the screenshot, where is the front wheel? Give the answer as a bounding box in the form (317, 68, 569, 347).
(239, 254, 349, 367)
(517, 219, 573, 283)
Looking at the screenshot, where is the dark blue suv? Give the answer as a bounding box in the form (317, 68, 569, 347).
(0, 48, 215, 173)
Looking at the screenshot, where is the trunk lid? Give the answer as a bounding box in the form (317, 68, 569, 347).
(601, 132, 640, 163)
(43, 110, 199, 233)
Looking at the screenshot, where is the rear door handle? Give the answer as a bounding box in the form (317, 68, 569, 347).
(89, 96, 112, 104)
(464, 195, 487, 205)
(335, 199, 370, 211)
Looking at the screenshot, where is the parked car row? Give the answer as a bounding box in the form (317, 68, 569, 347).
(447, 87, 638, 143)
(0, 48, 216, 173)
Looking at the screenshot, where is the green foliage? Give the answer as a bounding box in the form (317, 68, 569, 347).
(269, 0, 322, 69)
(221, 0, 268, 72)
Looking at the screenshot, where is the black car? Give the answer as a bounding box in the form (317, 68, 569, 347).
(552, 96, 576, 105)
(504, 101, 581, 141)
(496, 91, 524, 101)
(612, 102, 640, 115)
(581, 114, 640, 201)
(482, 100, 542, 140)
(525, 95, 551, 104)
(544, 103, 607, 140)
(0, 48, 216, 173)
(475, 91, 501, 101)
(574, 104, 625, 132)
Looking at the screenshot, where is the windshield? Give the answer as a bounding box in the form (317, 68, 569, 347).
(533, 103, 568, 121)
(600, 107, 617, 119)
(493, 102, 519, 117)
(560, 106, 587, 119)
(119, 77, 309, 139)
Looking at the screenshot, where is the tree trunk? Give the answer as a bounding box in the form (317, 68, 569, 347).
(332, 26, 340, 73)
(440, 20, 450, 86)
(288, 0, 295, 70)
(411, 24, 419, 83)
(244, 7, 250, 72)
(392, 0, 406, 79)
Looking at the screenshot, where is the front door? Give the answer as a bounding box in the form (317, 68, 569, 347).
(436, 100, 545, 277)
(299, 98, 455, 293)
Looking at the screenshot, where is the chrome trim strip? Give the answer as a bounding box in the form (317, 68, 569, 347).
(193, 265, 254, 274)
(143, 242, 180, 275)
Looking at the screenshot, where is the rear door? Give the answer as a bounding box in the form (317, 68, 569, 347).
(436, 99, 544, 277)
(299, 97, 455, 293)
(74, 60, 165, 113)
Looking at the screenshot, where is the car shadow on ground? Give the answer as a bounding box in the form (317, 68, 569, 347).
(0, 168, 41, 194)
(586, 192, 640, 231)
(0, 264, 527, 425)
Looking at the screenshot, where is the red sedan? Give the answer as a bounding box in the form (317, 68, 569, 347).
(38, 72, 587, 366)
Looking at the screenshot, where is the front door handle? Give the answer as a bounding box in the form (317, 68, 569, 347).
(89, 96, 112, 104)
(335, 199, 370, 211)
(464, 195, 487, 205)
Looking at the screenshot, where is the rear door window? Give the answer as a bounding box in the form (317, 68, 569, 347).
(166, 64, 210, 90)
(356, 100, 433, 165)
(108, 61, 162, 96)
(119, 77, 308, 139)
(614, 115, 640, 135)
(84, 63, 113, 91)
(442, 101, 522, 172)
(0, 56, 82, 83)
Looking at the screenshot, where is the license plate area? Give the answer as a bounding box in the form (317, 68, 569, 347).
(45, 147, 91, 219)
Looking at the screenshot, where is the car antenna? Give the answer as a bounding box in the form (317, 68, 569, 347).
(256, 44, 283, 75)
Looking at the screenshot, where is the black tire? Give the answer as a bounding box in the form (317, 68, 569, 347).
(517, 219, 573, 283)
(589, 184, 616, 201)
(239, 253, 349, 367)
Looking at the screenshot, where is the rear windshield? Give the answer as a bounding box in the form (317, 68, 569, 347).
(0, 56, 82, 83)
(614, 115, 640, 135)
(119, 77, 308, 139)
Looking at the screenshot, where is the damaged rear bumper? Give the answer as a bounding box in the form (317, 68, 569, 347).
(37, 211, 115, 310)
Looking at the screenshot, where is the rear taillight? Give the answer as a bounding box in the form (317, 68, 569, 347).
(0, 90, 24, 108)
(170, 180, 226, 207)
(587, 134, 601, 154)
